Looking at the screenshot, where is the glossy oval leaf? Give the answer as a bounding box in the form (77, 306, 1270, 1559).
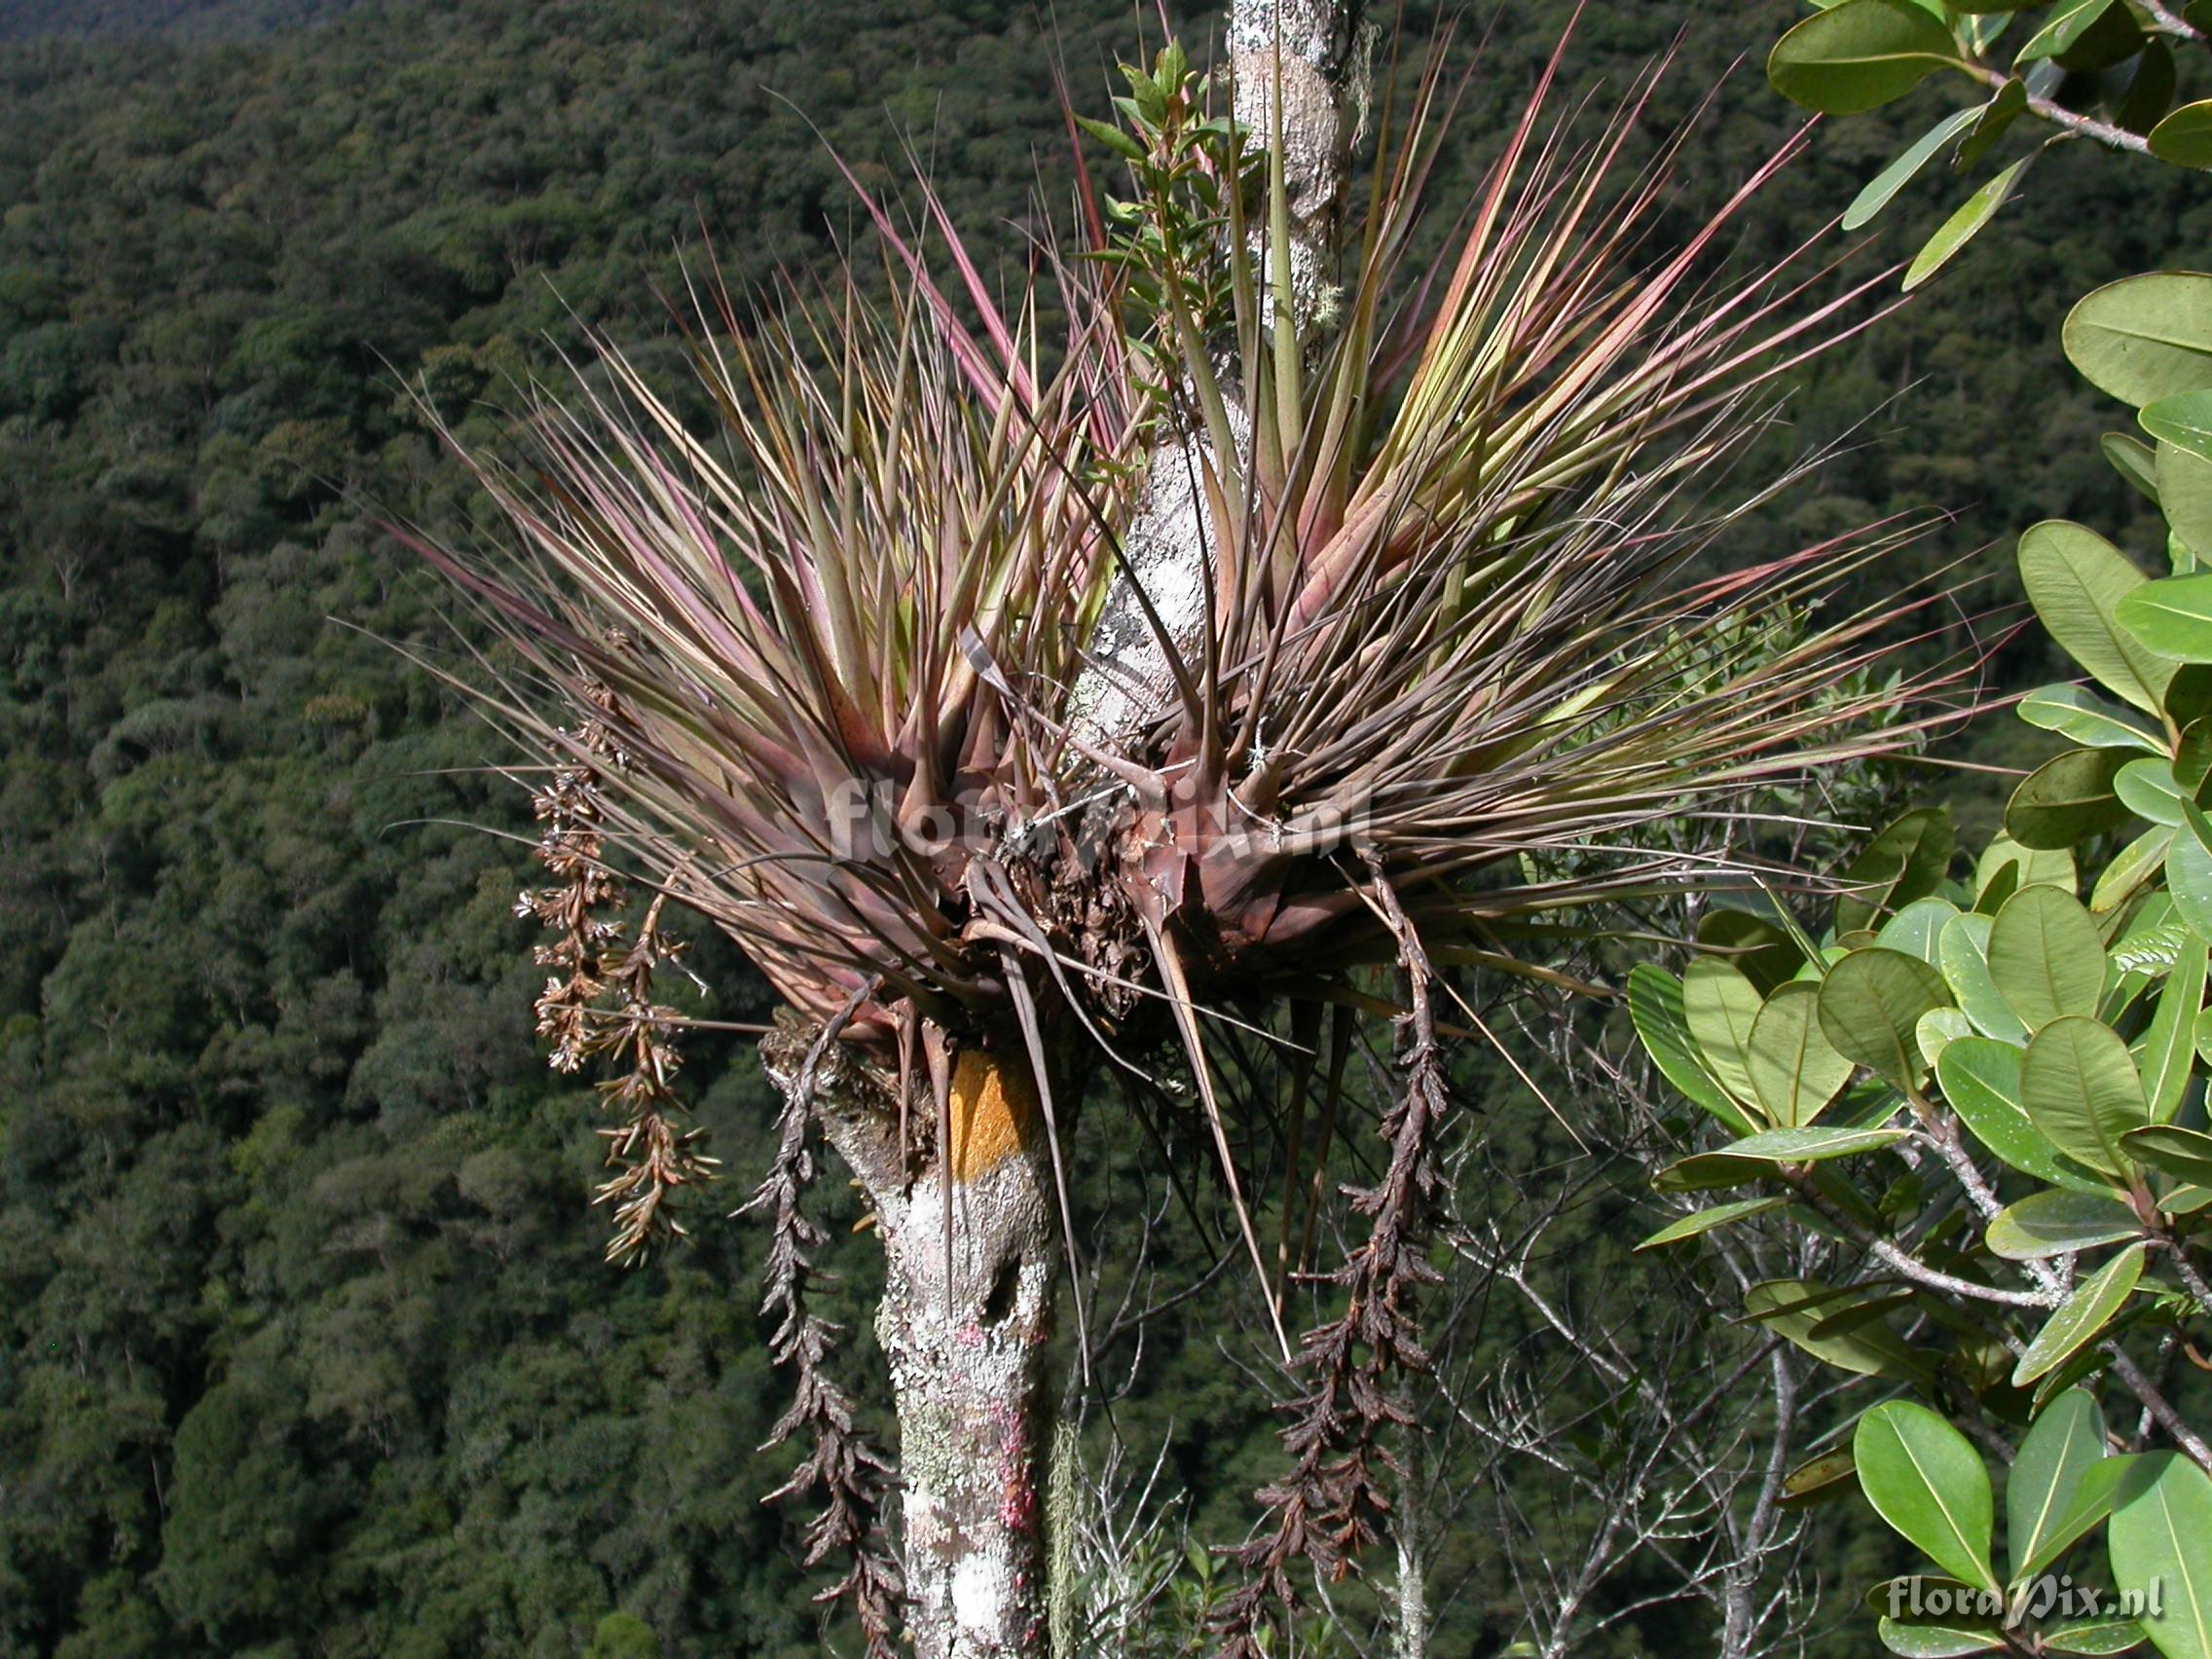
(1780, 1447, 1859, 1509)
(2019, 682, 2167, 751)
(2157, 440, 2212, 559)
(1873, 1620, 2004, 1657)
(2169, 827, 2212, 938)
(1769, 0, 1962, 114)
(2150, 98, 2212, 169)
(2107, 431, 2164, 502)
(2091, 825, 2173, 915)
(2010, 1390, 2110, 1586)
(2120, 573, 2212, 663)
(2065, 274, 2212, 408)
(2021, 1016, 2152, 1178)
(2012, 1242, 2146, 1386)
(2119, 756, 2189, 827)
(1855, 1401, 2001, 1594)
(1820, 948, 1953, 1084)
(1959, 74, 2030, 171)
(1987, 884, 2107, 1031)
(1630, 965, 1758, 1134)
(1725, 1124, 1911, 1162)
(1881, 897, 1962, 966)
(2044, 1618, 2149, 1655)
(2007, 748, 2133, 850)
(1975, 834, 2079, 912)
(2020, 520, 2175, 711)
(1939, 912, 2032, 1043)
(1684, 957, 1765, 1114)
(1749, 981, 1857, 1126)
(2014, 0, 2116, 62)
(1918, 1007, 1973, 1068)
(1985, 1190, 2143, 1260)
(2028, 1454, 2142, 1581)
(1937, 1036, 2097, 1188)
(1744, 1278, 1923, 1381)
(2121, 1124, 2212, 1187)
(2110, 1452, 2212, 1659)
(2144, 390, 2212, 462)
(1840, 809, 1956, 935)
(2140, 934, 2205, 1123)
(2118, 37, 2179, 136)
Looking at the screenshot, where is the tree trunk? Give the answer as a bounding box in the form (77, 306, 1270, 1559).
(768, 1020, 1061, 1658)
(1067, 0, 1362, 741)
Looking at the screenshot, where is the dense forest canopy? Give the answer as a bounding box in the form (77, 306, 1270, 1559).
(0, 0, 366, 42)
(0, 0, 2194, 1654)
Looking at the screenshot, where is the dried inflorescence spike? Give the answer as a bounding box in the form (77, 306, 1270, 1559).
(519, 683, 718, 1264)
(744, 1008, 904, 1655)
(1216, 866, 1449, 1655)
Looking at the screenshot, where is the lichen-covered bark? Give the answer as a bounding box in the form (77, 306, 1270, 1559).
(765, 1021, 1058, 1658)
(1067, 0, 1361, 743)
(878, 1133, 1056, 1656)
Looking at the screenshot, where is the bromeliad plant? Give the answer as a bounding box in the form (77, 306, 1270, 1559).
(408, 9, 1971, 1655)
(1631, 276, 2212, 1659)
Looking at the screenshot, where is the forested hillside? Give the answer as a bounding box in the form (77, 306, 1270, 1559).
(0, 0, 365, 43)
(0, 1, 2189, 1654)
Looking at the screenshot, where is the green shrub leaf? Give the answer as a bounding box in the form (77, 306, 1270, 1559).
(1903, 157, 2031, 291)
(1839, 810, 1956, 935)
(2006, 748, 2133, 849)
(1745, 1278, 1925, 1380)
(1939, 912, 2032, 1043)
(1937, 1036, 2103, 1188)
(1768, 0, 1962, 114)
(1629, 965, 1758, 1134)
(2013, 0, 2117, 63)
(1634, 1196, 1788, 1251)
(2120, 573, 2212, 663)
(2018, 683, 2166, 751)
(1987, 884, 2106, 1031)
(2120, 1124, 2212, 1187)
(2010, 1391, 2110, 1586)
(1684, 957, 1765, 1113)
(1845, 104, 1984, 230)
(2144, 390, 2212, 461)
(2111, 1452, 2212, 1659)
(2065, 274, 2212, 408)
(1750, 981, 1858, 1125)
(2027, 1455, 2142, 1582)
(1855, 1401, 2001, 1594)
(2020, 1016, 2151, 1178)
(2150, 99, 2212, 170)
(1819, 948, 1952, 1083)
(1985, 1190, 2143, 1260)
(2140, 935, 2205, 1123)
(2012, 1242, 2146, 1386)
(2019, 520, 2174, 710)
(1873, 1620, 2003, 1656)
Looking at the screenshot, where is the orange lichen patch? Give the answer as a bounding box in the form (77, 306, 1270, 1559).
(947, 1049, 1040, 1184)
